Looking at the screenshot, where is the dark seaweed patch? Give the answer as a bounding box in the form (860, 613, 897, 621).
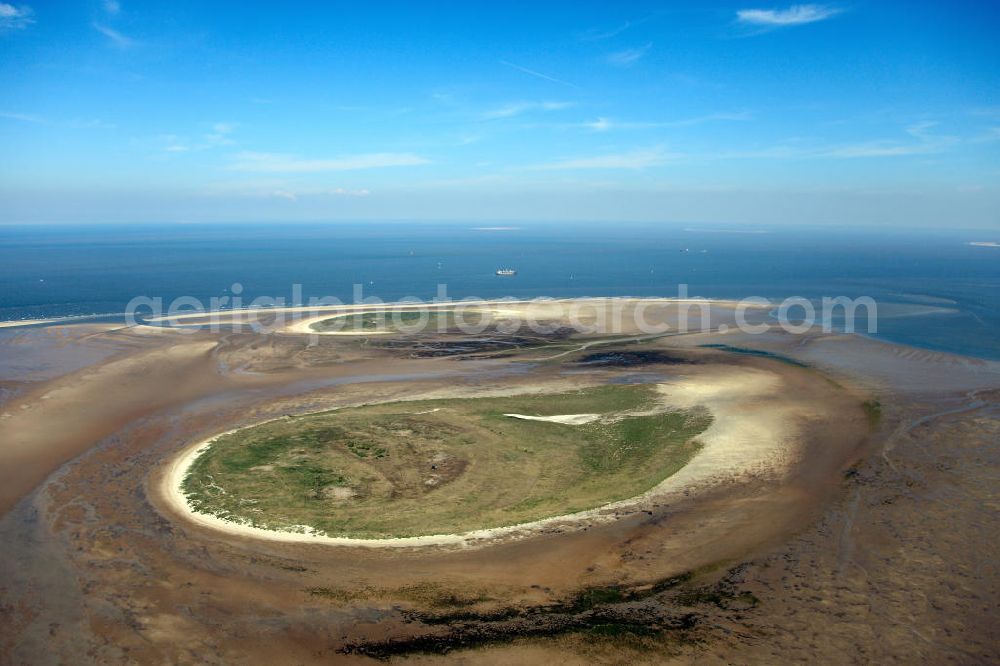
(576, 350, 695, 367)
(374, 327, 575, 358)
(336, 568, 757, 658)
(698, 344, 808, 367)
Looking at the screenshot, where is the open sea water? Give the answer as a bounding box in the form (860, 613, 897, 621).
(0, 222, 998, 360)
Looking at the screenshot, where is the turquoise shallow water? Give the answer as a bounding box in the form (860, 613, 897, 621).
(1, 222, 998, 360)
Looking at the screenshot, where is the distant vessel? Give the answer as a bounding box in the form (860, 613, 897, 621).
(495, 268, 517, 276)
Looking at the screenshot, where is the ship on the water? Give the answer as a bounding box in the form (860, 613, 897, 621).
(495, 268, 517, 276)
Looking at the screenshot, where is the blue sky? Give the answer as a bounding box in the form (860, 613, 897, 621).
(1, 1, 998, 227)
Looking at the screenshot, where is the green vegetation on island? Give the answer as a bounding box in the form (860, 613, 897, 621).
(309, 309, 493, 334)
(182, 384, 710, 539)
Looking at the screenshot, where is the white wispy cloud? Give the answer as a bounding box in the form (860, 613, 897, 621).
(717, 122, 957, 160)
(0, 3, 33, 30)
(606, 43, 652, 66)
(524, 147, 676, 170)
(0, 110, 44, 123)
(228, 151, 430, 173)
(980, 127, 1000, 142)
(584, 117, 613, 132)
(668, 111, 754, 126)
(204, 121, 237, 147)
(270, 188, 372, 201)
(579, 111, 752, 132)
(970, 106, 1000, 120)
(820, 144, 935, 158)
(204, 181, 373, 201)
(737, 4, 841, 27)
(1, 111, 115, 128)
(499, 60, 579, 89)
(524, 121, 955, 166)
(821, 121, 956, 158)
(330, 187, 371, 197)
(579, 15, 657, 41)
(103, 0, 120, 15)
(93, 22, 136, 48)
(579, 20, 633, 42)
(67, 118, 116, 129)
(158, 122, 238, 153)
(156, 133, 189, 152)
(265, 187, 372, 201)
(480, 101, 574, 120)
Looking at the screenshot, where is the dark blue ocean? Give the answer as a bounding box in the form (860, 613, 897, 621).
(1, 222, 998, 360)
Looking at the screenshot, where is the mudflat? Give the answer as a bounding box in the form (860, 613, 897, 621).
(0, 298, 996, 663)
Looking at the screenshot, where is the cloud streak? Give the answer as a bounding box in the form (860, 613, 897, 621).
(0, 3, 33, 30)
(1, 111, 116, 128)
(579, 111, 752, 132)
(578, 14, 656, 42)
(93, 22, 136, 48)
(579, 20, 633, 42)
(528, 121, 956, 169)
(820, 122, 956, 158)
(269, 187, 370, 201)
(499, 60, 579, 89)
(0, 110, 44, 123)
(204, 122, 237, 146)
(228, 151, 430, 173)
(606, 43, 652, 66)
(480, 101, 574, 120)
(737, 4, 841, 27)
(158, 122, 238, 153)
(203, 181, 373, 201)
(524, 147, 676, 170)
(718, 123, 957, 160)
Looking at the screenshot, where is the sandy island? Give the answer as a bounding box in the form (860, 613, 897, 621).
(161, 365, 800, 549)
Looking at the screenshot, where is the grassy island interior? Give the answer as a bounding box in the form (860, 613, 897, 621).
(182, 384, 710, 539)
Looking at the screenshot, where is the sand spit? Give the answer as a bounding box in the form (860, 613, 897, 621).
(285, 313, 395, 336)
(0, 317, 67, 329)
(144, 296, 757, 330)
(502, 413, 602, 425)
(161, 366, 800, 549)
(283, 307, 492, 336)
(655, 366, 795, 486)
(0, 313, 129, 329)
